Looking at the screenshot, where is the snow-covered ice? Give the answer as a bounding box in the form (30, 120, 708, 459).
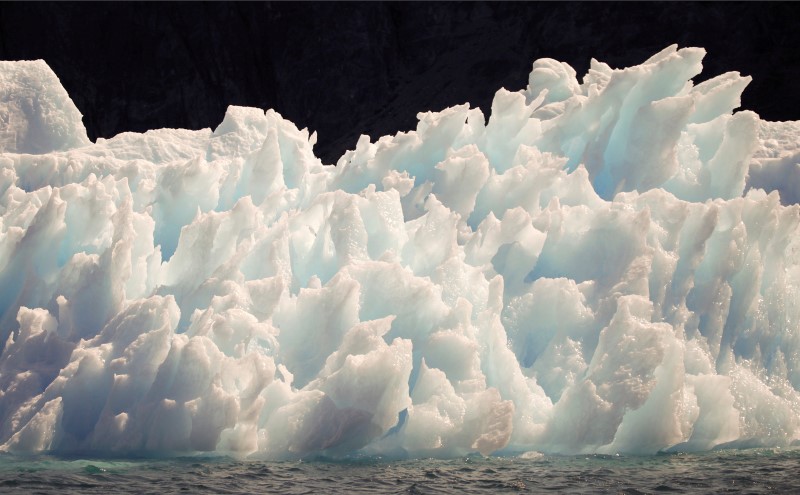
(0, 46, 799, 458)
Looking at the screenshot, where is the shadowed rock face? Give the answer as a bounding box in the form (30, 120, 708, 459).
(1, 2, 798, 163)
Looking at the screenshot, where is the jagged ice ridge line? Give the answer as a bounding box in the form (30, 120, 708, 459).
(0, 45, 799, 458)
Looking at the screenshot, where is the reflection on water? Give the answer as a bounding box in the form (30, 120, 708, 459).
(0, 448, 797, 494)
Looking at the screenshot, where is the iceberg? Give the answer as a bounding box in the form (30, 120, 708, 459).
(0, 46, 798, 458)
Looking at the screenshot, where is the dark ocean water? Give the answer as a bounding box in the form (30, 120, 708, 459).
(0, 449, 797, 494)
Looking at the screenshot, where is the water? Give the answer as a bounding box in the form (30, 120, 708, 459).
(0, 449, 797, 494)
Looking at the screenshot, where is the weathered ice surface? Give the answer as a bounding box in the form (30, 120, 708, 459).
(0, 61, 90, 154)
(0, 47, 798, 458)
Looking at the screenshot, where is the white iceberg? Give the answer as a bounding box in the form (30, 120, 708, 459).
(0, 46, 799, 458)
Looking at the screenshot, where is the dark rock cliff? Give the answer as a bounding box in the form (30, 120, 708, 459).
(1, 2, 798, 163)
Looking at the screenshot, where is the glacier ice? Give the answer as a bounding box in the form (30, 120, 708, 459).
(0, 46, 799, 458)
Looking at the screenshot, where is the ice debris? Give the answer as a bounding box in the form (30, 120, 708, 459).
(0, 46, 799, 458)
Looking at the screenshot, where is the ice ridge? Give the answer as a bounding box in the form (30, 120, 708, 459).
(0, 46, 799, 458)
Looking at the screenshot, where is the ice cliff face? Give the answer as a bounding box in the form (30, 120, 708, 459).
(0, 46, 799, 458)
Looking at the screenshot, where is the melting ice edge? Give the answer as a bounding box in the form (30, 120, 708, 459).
(0, 45, 799, 458)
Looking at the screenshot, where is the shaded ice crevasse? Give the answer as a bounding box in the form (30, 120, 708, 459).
(0, 45, 799, 458)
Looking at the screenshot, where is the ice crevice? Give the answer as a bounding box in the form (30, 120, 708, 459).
(0, 45, 799, 458)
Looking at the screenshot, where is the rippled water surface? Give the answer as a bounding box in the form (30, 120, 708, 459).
(0, 449, 797, 494)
